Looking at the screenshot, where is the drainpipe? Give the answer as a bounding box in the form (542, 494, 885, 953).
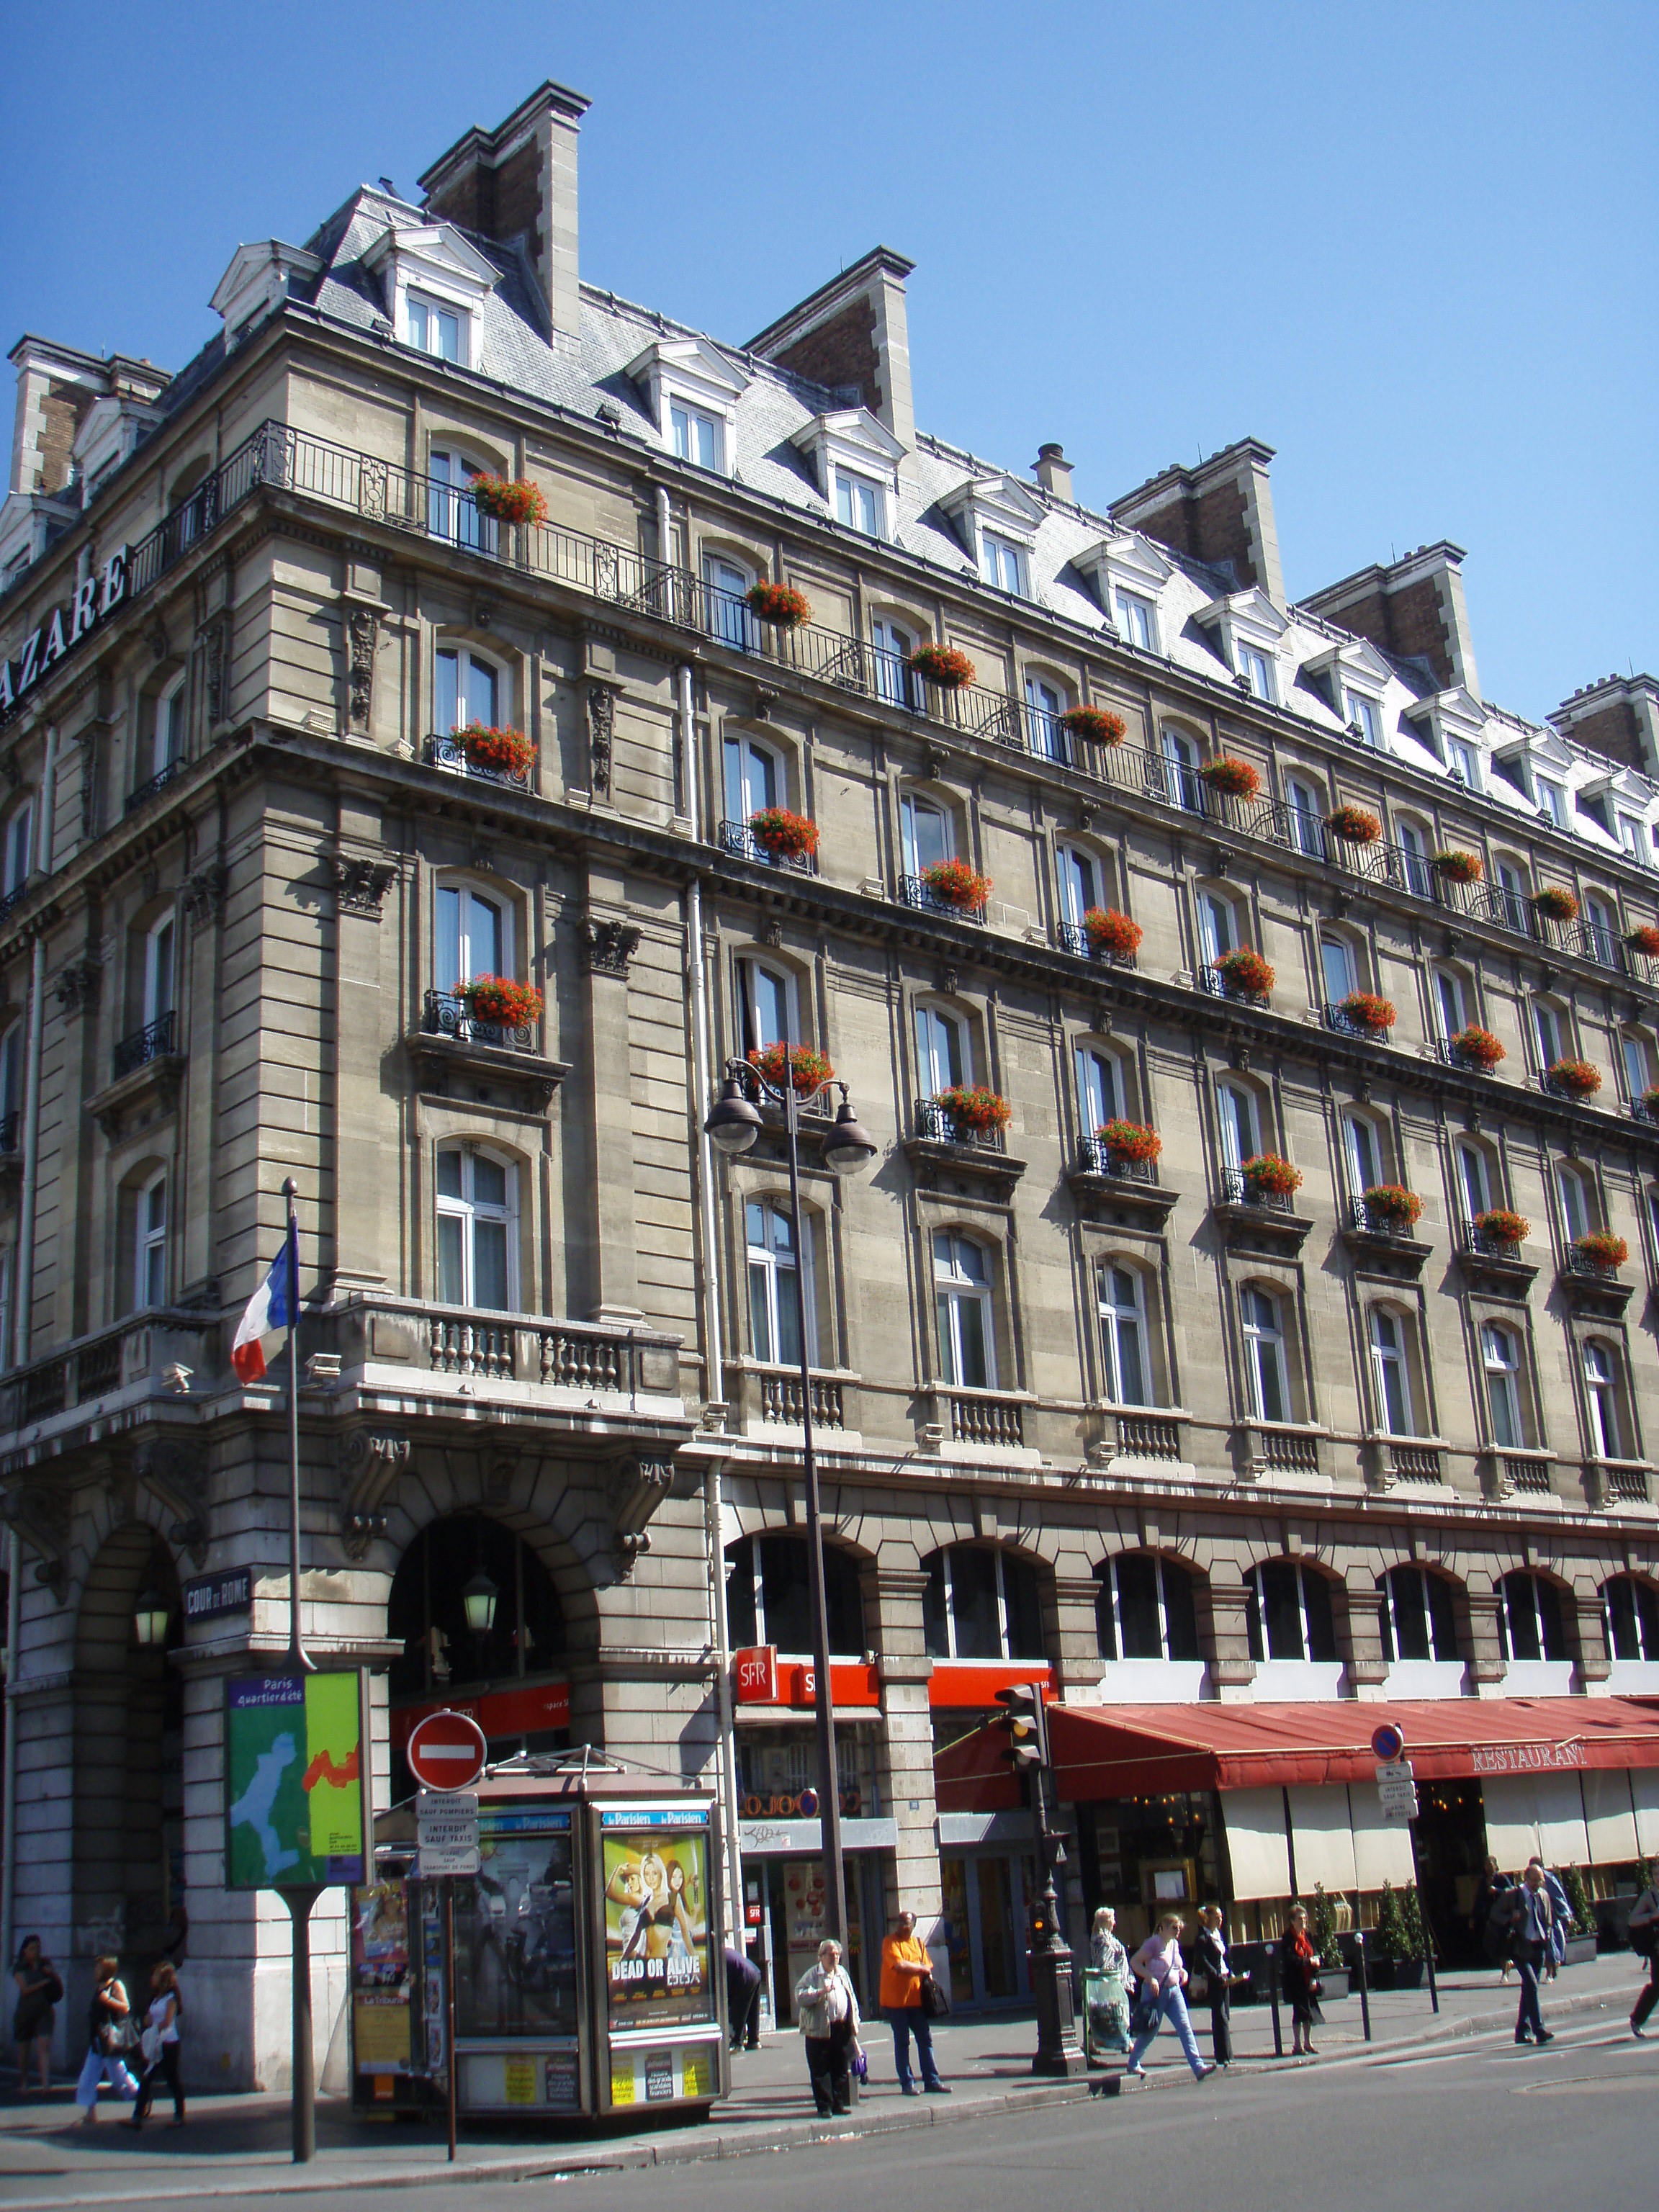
(13, 722, 55, 1371)
(655, 485, 673, 574)
(0, 1528, 19, 1982)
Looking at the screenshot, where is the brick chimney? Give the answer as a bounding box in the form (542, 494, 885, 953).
(746, 248, 916, 452)
(1108, 438, 1284, 608)
(418, 79, 590, 340)
(1300, 542, 1480, 699)
(1033, 444, 1074, 501)
(1548, 674, 1659, 779)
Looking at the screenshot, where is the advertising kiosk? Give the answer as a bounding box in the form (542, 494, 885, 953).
(350, 1758, 728, 2124)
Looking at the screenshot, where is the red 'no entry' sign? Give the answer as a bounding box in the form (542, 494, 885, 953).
(405, 1708, 487, 1793)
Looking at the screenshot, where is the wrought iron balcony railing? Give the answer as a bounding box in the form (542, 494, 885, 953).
(421, 988, 537, 1053)
(112, 1009, 178, 1080)
(1562, 1246, 1622, 1286)
(425, 732, 533, 791)
(0, 879, 30, 925)
(1346, 1194, 1419, 1238)
(1078, 1136, 1159, 1182)
(1462, 1219, 1525, 1259)
(1323, 1003, 1391, 1043)
(126, 757, 187, 815)
(1220, 1168, 1295, 1213)
(717, 819, 814, 873)
(896, 874, 986, 925)
(1058, 920, 1134, 963)
(915, 1097, 1007, 1151)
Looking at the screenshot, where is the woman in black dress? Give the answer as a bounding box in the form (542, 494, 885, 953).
(1279, 1903, 1324, 2057)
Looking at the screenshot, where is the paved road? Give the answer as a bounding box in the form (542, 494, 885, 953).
(89, 2012, 1656, 2212)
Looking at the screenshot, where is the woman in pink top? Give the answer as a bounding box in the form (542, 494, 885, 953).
(1124, 1915, 1213, 2082)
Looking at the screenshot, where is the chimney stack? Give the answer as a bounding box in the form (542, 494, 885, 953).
(747, 247, 916, 453)
(1300, 542, 1479, 699)
(1548, 674, 1659, 781)
(418, 79, 590, 341)
(1033, 444, 1073, 502)
(1109, 439, 1285, 608)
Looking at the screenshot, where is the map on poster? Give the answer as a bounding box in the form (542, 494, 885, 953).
(225, 1671, 367, 1889)
(601, 1820, 713, 2031)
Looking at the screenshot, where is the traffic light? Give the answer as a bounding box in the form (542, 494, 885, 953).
(994, 1681, 1050, 1773)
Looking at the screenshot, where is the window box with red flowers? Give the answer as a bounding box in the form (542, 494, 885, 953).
(926, 1087, 1012, 1148)
(1338, 991, 1396, 1037)
(1228, 1155, 1304, 1218)
(469, 475, 549, 526)
(1545, 1057, 1601, 1100)
(1473, 1208, 1529, 1249)
(462, 976, 544, 1029)
(1198, 755, 1262, 800)
(1627, 925, 1659, 958)
(1211, 948, 1275, 1000)
(745, 582, 812, 630)
(1362, 1184, 1423, 1231)
(1058, 705, 1128, 747)
(921, 858, 993, 913)
(748, 808, 819, 862)
(1327, 804, 1382, 845)
(907, 644, 976, 691)
(454, 724, 534, 783)
(1082, 908, 1143, 960)
(1098, 1119, 1161, 1168)
(1432, 849, 1483, 884)
(1573, 1231, 1628, 1269)
(1533, 885, 1580, 925)
(1449, 1025, 1505, 1071)
(748, 1043, 835, 1097)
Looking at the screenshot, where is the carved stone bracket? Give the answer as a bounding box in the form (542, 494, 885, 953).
(181, 861, 228, 927)
(611, 1451, 678, 1577)
(587, 680, 619, 797)
(203, 616, 229, 729)
(345, 603, 379, 736)
(0, 1483, 70, 1600)
(331, 855, 398, 917)
(583, 917, 642, 977)
(338, 1428, 410, 1557)
(130, 1435, 209, 1565)
(145, 612, 168, 664)
(55, 953, 102, 1014)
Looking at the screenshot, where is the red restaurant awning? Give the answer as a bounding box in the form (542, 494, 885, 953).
(935, 1696, 1659, 1812)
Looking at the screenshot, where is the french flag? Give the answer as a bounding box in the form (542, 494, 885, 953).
(231, 1220, 299, 1385)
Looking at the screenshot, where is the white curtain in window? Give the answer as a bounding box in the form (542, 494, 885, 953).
(1218, 1787, 1292, 1901)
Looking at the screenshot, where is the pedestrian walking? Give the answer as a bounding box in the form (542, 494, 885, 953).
(1087, 1906, 1132, 2055)
(124, 1962, 185, 2130)
(1473, 1856, 1514, 1984)
(723, 1943, 762, 2053)
(1124, 1914, 1213, 2083)
(75, 1957, 138, 2123)
(1279, 1902, 1325, 2058)
(793, 1938, 860, 2118)
(1527, 1858, 1571, 1980)
(1627, 1868, 1659, 2039)
(1197, 1903, 1241, 2067)
(12, 1935, 61, 2092)
(1510, 1863, 1555, 2046)
(879, 1910, 949, 2095)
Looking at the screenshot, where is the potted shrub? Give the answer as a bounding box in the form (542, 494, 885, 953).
(1473, 1207, 1529, 1247)
(1198, 755, 1262, 800)
(1547, 1056, 1601, 1098)
(1534, 885, 1580, 924)
(1326, 804, 1382, 845)
(1058, 705, 1128, 746)
(907, 643, 976, 691)
(1573, 1231, 1628, 1269)
(1364, 1184, 1423, 1232)
(1310, 1885, 1350, 1999)
(1240, 1153, 1302, 1200)
(1627, 924, 1659, 958)
(745, 581, 812, 629)
(1642, 1083, 1659, 1118)
(468, 475, 548, 526)
(1451, 1025, 1506, 1071)
(1432, 848, 1484, 884)
(1339, 990, 1395, 1035)
(1212, 947, 1275, 998)
(933, 1084, 1012, 1136)
(748, 806, 819, 860)
(1560, 1865, 1599, 1964)
(1097, 1119, 1161, 1170)
(462, 975, 544, 1028)
(921, 858, 992, 912)
(1372, 1881, 1426, 1990)
(1082, 908, 1143, 959)
(747, 1043, 834, 1096)
(459, 724, 533, 779)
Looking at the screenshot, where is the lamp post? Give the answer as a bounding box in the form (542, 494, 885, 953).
(705, 1058, 876, 1943)
(132, 1588, 171, 1648)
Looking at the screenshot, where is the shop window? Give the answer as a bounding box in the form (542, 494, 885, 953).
(1496, 1571, 1568, 1663)
(923, 1545, 1045, 1662)
(1095, 1555, 1200, 1663)
(724, 1533, 864, 1658)
(1245, 1561, 1336, 1663)
(933, 1230, 995, 1389)
(1377, 1565, 1460, 1663)
(435, 1143, 518, 1311)
(745, 1197, 817, 1367)
(1601, 1575, 1659, 1663)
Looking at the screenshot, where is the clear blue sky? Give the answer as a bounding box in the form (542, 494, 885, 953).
(3, 0, 1653, 723)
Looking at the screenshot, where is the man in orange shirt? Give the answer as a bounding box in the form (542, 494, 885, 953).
(879, 1910, 949, 2095)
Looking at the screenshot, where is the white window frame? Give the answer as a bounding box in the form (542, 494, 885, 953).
(1099, 1553, 1196, 1662)
(703, 552, 755, 652)
(1237, 642, 1276, 703)
(153, 671, 186, 778)
(1114, 588, 1158, 653)
(745, 1196, 817, 1367)
(1379, 1565, 1457, 1665)
(833, 467, 884, 538)
(433, 641, 505, 737)
(671, 400, 725, 475)
(1498, 1572, 1563, 1664)
(914, 1001, 968, 1096)
(1218, 1082, 1259, 1173)
(979, 530, 1025, 596)
(1368, 1305, 1418, 1436)
(1397, 819, 1432, 898)
(143, 913, 176, 1031)
(1344, 1110, 1384, 1195)
(1097, 1262, 1151, 1407)
(723, 730, 784, 827)
(428, 448, 497, 552)
(1434, 966, 1468, 1040)
(1445, 734, 1482, 791)
(1533, 998, 1562, 1070)
(1457, 1140, 1492, 1223)
(1321, 933, 1358, 1006)
(1556, 1163, 1591, 1244)
(1537, 778, 1566, 827)
(1246, 1560, 1332, 1662)
(1602, 1576, 1659, 1664)
(1161, 727, 1200, 811)
(933, 1231, 996, 1390)
(1056, 844, 1100, 927)
(1286, 776, 1324, 858)
(1241, 1285, 1289, 1424)
(1025, 673, 1066, 763)
(738, 955, 798, 1056)
(1344, 690, 1382, 747)
(1483, 1322, 1523, 1450)
(406, 289, 464, 363)
(1622, 1032, 1652, 1104)
(931, 1545, 1030, 1661)
(434, 1142, 519, 1313)
(1200, 889, 1239, 964)
(136, 1171, 166, 1311)
(435, 881, 510, 997)
(1076, 1043, 1123, 1135)
(871, 614, 917, 708)
(899, 791, 952, 878)
(1584, 1339, 1622, 1460)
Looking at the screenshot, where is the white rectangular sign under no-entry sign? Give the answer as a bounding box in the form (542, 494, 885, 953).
(417, 1789, 480, 1875)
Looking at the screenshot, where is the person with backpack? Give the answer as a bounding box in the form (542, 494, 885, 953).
(1628, 1866, 1659, 2038)
(75, 1957, 139, 2122)
(124, 1962, 184, 2130)
(12, 1935, 62, 2092)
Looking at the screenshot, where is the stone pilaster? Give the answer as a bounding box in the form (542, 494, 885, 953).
(1053, 1573, 1104, 1701)
(873, 1567, 941, 1936)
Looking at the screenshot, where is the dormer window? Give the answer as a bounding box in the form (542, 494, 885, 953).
(672, 402, 724, 473)
(629, 336, 750, 482)
(408, 292, 462, 362)
(1238, 644, 1275, 702)
(1445, 735, 1480, 790)
(1537, 778, 1566, 826)
(943, 473, 1043, 599)
(835, 469, 884, 537)
(1345, 691, 1382, 747)
(791, 408, 902, 539)
(362, 221, 496, 377)
(1115, 589, 1157, 651)
(980, 531, 1025, 595)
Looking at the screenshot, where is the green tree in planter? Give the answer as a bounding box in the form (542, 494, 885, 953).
(1375, 1881, 1411, 1961)
(1311, 1882, 1344, 1966)
(1400, 1883, 1428, 1961)
(1560, 1863, 1594, 1937)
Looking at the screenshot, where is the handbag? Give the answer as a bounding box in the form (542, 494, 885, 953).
(140, 2023, 163, 2067)
(919, 1974, 949, 2020)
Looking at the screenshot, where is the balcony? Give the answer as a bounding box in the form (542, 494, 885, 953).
(1493, 1450, 1555, 1498)
(113, 1009, 177, 1080)
(902, 1097, 1025, 1196)
(920, 1386, 1031, 1457)
(1589, 1460, 1652, 1507)
(1323, 1003, 1392, 1045)
(1341, 1195, 1430, 1279)
(1058, 921, 1134, 967)
(1365, 1436, 1447, 1489)
(0, 878, 30, 927)
(1, 1305, 223, 1462)
(717, 819, 815, 873)
(1196, 965, 1269, 1010)
(1213, 1169, 1313, 1256)
(89, 1010, 184, 1142)
(1457, 1221, 1537, 1296)
(1066, 1139, 1177, 1229)
(1107, 1410, 1185, 1463)
(895, 873, 986, 926)
(1557, 1247, 1635, 1318)
(125, 757, 187, 817)
(425, 732, 533, 793)
(1240, 1422, 1326, 1480)
(410, 990, 567, 1110)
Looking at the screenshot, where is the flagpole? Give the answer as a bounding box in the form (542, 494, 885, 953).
(282, 1178, 312, 1676)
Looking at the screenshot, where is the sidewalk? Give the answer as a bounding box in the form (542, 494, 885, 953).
(0, 1951, 1647, 2207)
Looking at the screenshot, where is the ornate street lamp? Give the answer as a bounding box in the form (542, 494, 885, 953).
(462, 1564, 499, 1637)
(706, 1059, 876, 1943)
(132, 1588, 171, 1647)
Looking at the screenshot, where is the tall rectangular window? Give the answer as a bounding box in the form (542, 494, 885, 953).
(1115, 590, 1156, 650)
(980, 533, 1024, 595)
(1345, 691, 1381, 747)
(407, 293, 462, 362)
(835, 472, 882, 536)
(1238, 645, 1274, 701)
(671, 403, 722, 472)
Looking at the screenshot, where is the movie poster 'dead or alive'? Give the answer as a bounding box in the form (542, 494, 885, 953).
(602, 1829, 712, 2031)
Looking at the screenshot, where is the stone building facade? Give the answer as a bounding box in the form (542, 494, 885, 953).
(1, 78, 1658, 2078)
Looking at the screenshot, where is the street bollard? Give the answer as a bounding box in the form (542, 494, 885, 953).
(1269, 1951, 1283, 2057)
(1354, 1928, 1372, 2043)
